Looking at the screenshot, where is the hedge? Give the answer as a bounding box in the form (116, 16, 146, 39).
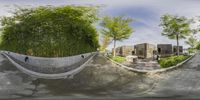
(0, 6, 99, 57)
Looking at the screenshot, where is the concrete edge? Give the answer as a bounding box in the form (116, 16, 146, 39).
(105, 54, 196, 74)
(0, 50, 96, 59)
(1, 52, 97, 79)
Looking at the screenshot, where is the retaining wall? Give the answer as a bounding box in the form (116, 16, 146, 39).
(1, 51, 97, 79)
(1, 51, 94, 68)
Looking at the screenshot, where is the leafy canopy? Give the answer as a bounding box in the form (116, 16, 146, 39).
(100, 34, 111, 51)
(0, 6, 99, 57)
(100, 16, 133, 56)
(160, 14, 191, 39)
(185, 36, 199, 49)
(101, 16, 133, 41)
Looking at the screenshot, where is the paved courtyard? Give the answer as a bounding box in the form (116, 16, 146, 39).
(143, 53, 200, 98)
(122, 59, 161, 70)
(0, 53, 200, 99)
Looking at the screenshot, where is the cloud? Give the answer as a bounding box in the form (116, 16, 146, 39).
(104, 0, 200, 50)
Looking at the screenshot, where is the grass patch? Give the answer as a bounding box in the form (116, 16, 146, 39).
(158, 55, 190, 68)
(109, 56, 126, 63)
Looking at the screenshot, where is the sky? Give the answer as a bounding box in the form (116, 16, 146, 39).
(0, 0, 200, 50)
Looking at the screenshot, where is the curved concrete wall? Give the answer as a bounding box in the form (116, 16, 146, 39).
(1, 51, 94, 68)
(2, 52, 97, 79)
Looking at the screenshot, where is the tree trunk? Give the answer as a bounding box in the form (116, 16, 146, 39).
(176, 34, 179, 56)
(113, 40, 116, 57)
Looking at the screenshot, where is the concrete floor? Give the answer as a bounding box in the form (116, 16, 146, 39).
(0, 53, 200, 99)
(144, 53, 200, 98)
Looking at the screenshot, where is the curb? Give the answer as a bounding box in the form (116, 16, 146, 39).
(105, 54, 196, 74)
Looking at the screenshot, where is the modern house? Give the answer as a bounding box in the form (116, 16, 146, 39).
(115, 45, 134, 57)
(157, 44, 173, 57)
(173, 46, 183, 54)
(134, 43, 156, 59)
(114, 43, 184, 59)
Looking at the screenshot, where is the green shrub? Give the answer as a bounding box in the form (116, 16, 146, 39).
(196, 42, 200, 50)
(109, 56, 126, 63)
(0, 6, 99, 57)
(159, 55, 190, 68)
(188, 48, 196, 54)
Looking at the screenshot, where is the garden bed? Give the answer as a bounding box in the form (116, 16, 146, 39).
(108, 56, 126, 63)
(158, 55, 190, 68)
(106, 54, 195, 74)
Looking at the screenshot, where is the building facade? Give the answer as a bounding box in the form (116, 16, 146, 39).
(114, 43, 184, 59)
(157, 44, 173, 57)
(173, 46, 183, 55)
(134, 43, 156, 59)
(115, 45, 134, 57)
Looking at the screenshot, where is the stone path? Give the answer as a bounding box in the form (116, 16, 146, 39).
(122, 59, 161, 70)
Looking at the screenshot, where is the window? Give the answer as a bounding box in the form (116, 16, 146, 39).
(132, 51, 135, 55)
(158, 48, 161, 54)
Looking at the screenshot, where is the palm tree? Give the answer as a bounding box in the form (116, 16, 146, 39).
(101, 16, 133, 57)
(160, 14, 191, 56)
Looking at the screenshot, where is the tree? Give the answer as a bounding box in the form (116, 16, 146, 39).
(191, 16, 200, 35)
(185, 36, 198, 49)
(185, 36, 199, 54)
(0, 6, 100, 57)
(160, 14, 191, 56)
(100, 16, 133, 57)
(100, 34, 111, 51)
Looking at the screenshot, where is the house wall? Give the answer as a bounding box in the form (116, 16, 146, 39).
(115, 46, 134, 56)
(157, 44, 173, 57)
(134, 43, 156, 59)
(134, 44, 145, 58)
(173, 46, 183, 54)
(122, 46, 134, 56)
(146, 44, 156, 58)
(115, 47, 121, 56)
(115, 43, 184, 59)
